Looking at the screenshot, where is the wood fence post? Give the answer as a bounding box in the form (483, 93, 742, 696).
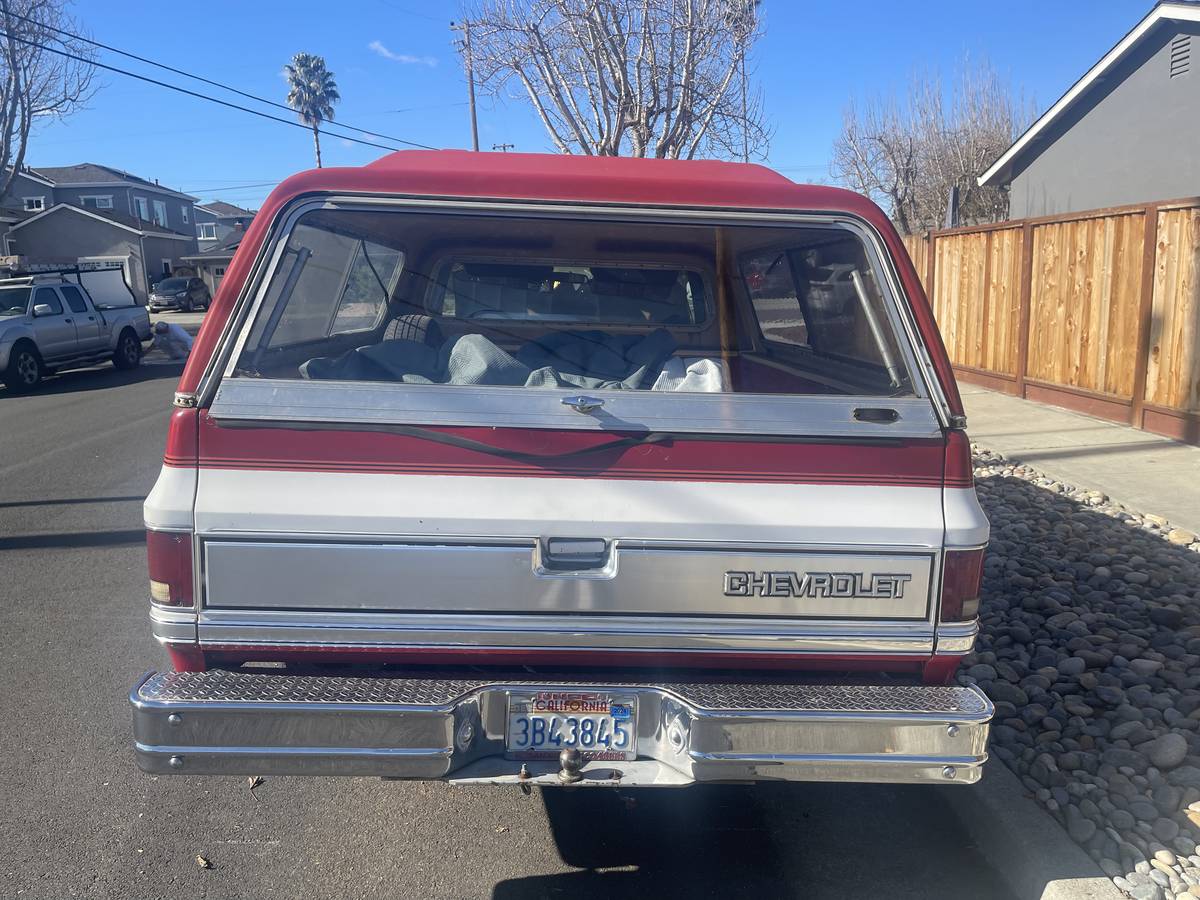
(1014, 221, 1035, 398)
(924, 230, 937, 305)
(1129, 203, 1160, 430)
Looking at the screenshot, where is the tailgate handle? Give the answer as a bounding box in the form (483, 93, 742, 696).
(541, 537, 610, 572)
(853, 407, 900, 424)
(562, 395, 604, 414)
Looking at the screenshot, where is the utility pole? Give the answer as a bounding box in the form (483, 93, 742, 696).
(492, 143, 514, 152)
(451, 20, 480, 151)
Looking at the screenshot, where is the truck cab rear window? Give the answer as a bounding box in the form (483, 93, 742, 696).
(233, 209, 914, 398)
(431, 261, 707, 326)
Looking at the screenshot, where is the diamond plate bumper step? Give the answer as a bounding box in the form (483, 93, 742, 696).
(131, 670, 993, 786)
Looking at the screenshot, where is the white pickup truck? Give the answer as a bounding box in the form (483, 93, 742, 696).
(0, 268, 151, 391)
(133, 151, 992, 788)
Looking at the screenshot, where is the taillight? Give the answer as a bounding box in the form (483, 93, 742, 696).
(944, 428, 974, 488)
(147, 529, 193, 607)
(940, 548, 984, 622)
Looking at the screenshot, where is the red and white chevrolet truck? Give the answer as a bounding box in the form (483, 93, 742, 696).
(132, 151, 991, 787)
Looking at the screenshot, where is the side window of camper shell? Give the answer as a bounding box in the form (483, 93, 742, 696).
(244, 221, 404, 351)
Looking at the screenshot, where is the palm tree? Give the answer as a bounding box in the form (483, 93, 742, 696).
(284, 52, 340, 168)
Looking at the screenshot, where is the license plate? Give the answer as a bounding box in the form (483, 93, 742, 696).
(506, 691, 636, 761)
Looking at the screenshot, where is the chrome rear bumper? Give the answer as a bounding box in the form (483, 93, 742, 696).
(131, 671, 992, 786)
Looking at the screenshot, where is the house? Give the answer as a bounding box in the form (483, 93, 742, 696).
(4, 164, 197, 234)
(180, 227, 246, 297)
(0, 163, 199, 299)
(194, 201, 255, 251)
(5, 205, 195, 301)
(0, 206, 32, 263)
(979, 1, 1200, 218)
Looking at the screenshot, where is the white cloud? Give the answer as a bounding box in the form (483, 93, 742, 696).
(368, 40, 437, 67)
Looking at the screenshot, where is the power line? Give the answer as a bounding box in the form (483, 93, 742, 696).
(388, 101, 469, 114)
(185, 181, 279, 194)
(0, 29, 437, 153)
(372, 0, 442, 22)
(1, 10, 437, 152)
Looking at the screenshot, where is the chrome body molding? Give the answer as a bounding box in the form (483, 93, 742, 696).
(131, 670, 992, 785)
(149, 604, 197, 643)
(208, 379, 943, 439)
(934, 620, 980, 654)
(202, 539, 935, 621)
(188, 610, 937, 656)
(189, 523, 950, 655)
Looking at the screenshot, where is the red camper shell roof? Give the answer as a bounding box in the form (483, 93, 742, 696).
(178, 150, 961, 414)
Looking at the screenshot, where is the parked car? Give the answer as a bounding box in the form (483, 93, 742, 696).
(133, 151, 991, 789)
(149, 276, 210, 313)
(0, 268, 151, 391)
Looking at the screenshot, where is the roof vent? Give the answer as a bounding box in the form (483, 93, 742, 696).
(1170, 35, 1191, 78)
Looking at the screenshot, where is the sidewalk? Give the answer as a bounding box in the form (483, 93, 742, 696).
(149, 308, 206, 335)
(961, 384, 1200, 534)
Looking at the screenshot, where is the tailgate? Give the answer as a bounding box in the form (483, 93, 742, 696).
(192, 413, 949, 657)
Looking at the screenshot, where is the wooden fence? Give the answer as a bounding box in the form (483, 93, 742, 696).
(901, 197, 1200, 444)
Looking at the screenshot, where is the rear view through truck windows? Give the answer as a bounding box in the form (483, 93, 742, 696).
(234, 209, 915, 399)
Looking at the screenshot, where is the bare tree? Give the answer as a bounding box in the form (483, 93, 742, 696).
(0, 0, 95, 201)
(463, 0, 769, 159)
(832, 59, 1031, 232)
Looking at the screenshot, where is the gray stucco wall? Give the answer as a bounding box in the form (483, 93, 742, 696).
(10, 211, 192, 299)
(193, 208, 249, 249)
(2, 172, 56, 211)
(10, 211, 149, 299)
(1008, 22, 1200, 218)
(142, 235, 192, 282)
(2, 175, 195, 234)
(127, 188, 193, 233)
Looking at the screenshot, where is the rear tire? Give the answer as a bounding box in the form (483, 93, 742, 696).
(113, 329, 141, 370)
(4, 343, 43, 391)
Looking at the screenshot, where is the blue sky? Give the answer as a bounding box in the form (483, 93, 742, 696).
(27, 0, 1150, 211)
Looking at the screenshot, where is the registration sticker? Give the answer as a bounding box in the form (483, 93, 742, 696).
(506, 691, 637, 761)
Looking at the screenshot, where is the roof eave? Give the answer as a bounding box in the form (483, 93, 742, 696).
(978, 2, 1200, 187)
(45, 179, 198, 202)
(7, 203, 193, 240)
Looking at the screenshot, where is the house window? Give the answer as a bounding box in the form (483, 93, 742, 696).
(162, 259, 172, 276)
(133, 196, 149, 220)
(214, 267, 226, 277)
(181, 205, 189, 224)
(152, 199, 168, 228)
(198, 222, 218, 240)
(24, 197, 44, 212)
(80, 195, 114, 209)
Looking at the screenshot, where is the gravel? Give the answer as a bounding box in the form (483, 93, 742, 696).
(962, 446, 1200, 897)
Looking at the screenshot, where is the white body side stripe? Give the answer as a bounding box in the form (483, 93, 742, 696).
(186, 468, 950, 548)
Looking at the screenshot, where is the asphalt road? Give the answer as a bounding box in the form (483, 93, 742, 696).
(0, 359, 1013, 900)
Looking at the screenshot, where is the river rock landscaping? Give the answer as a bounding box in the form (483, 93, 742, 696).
(963, 446, 1200, 900)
